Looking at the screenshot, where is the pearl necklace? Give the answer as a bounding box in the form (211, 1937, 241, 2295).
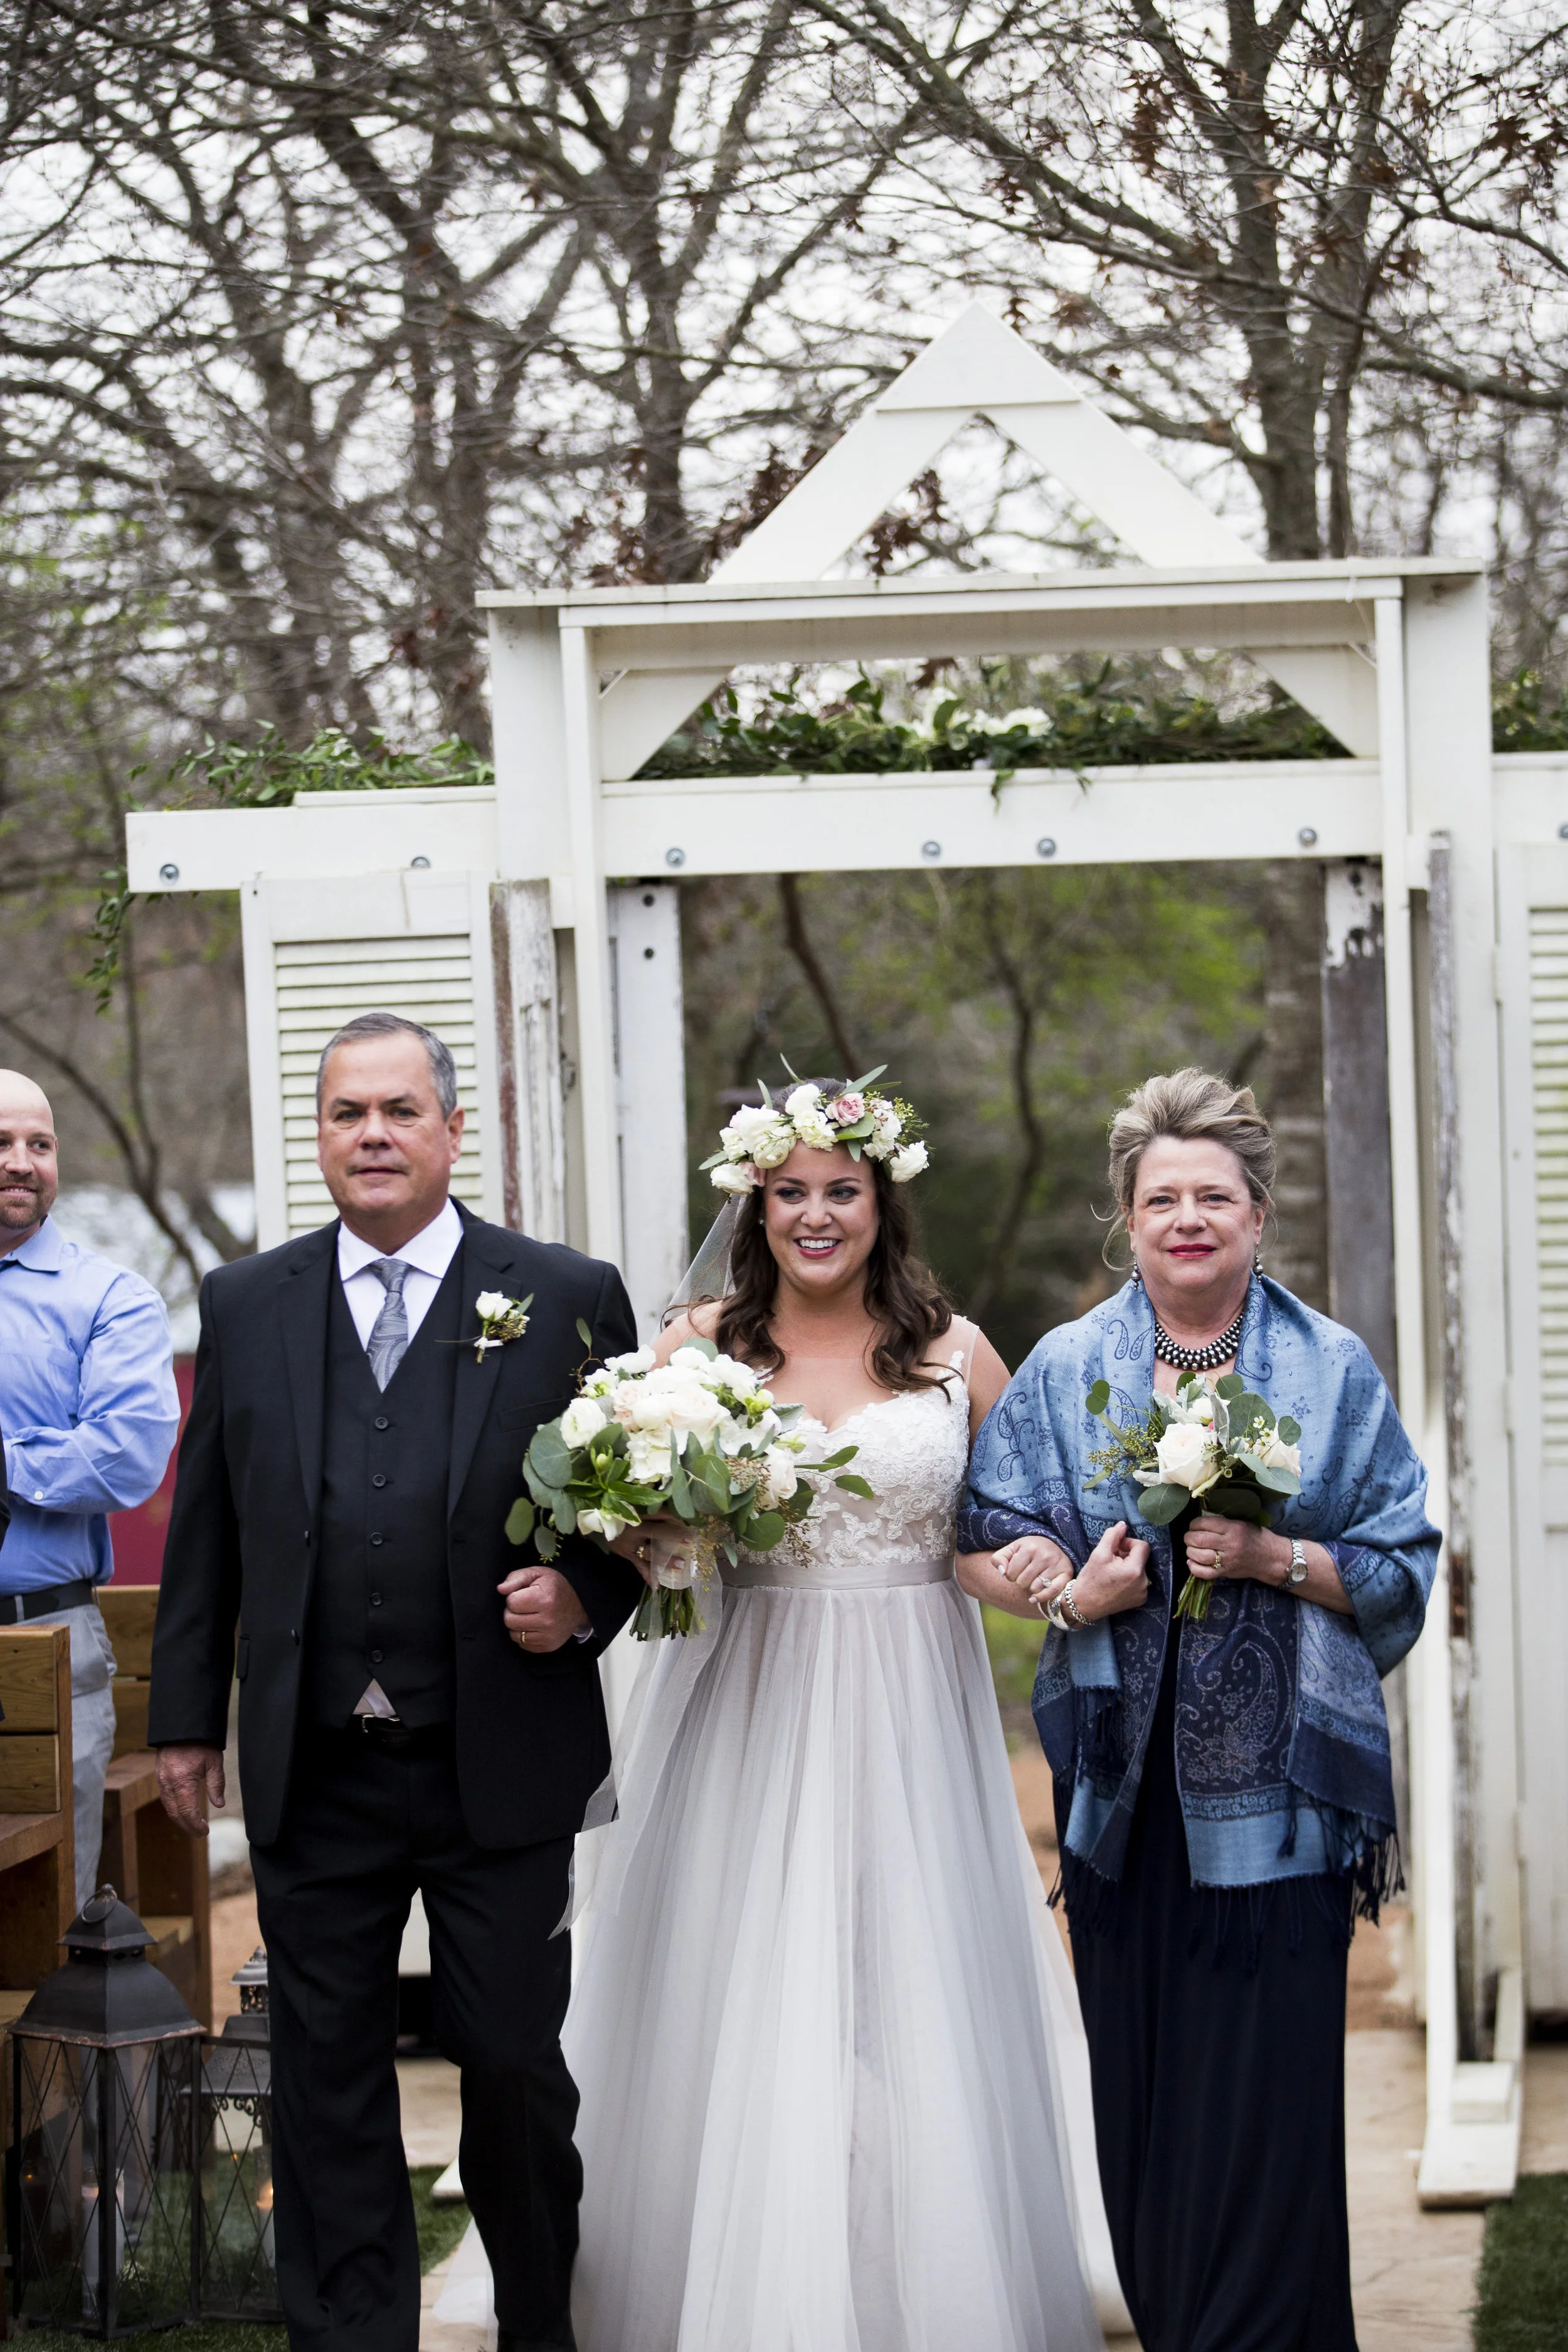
(1152, 1305, 1246, 1372)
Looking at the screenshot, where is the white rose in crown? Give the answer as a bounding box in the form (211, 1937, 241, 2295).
(889, 1140, 928, 1183)
(723, 1103, 780, 1154)
(1148, 1420, 1217, 1492)
(750, 1126, 795, 1168)
(560, 1396, 607, 1448)
(711, 1158, 760, 1195)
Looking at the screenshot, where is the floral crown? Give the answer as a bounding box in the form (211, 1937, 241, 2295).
(700, 1063, 930, 1195)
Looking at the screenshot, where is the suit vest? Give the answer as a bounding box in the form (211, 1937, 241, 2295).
(304, 1252, 464, 1727)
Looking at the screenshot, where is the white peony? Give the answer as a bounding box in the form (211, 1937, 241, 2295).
(560, 1396, 607, 1448)
(783, 1084, 823, 1123)
(1152, 1421, 1217, 1491)
(605, 1346, 655, 1377)
(627, 1429, 672, 1483)
(889, 1140, 929, 1183)
(1256, 1431, 1302, 1476)
(474, 1290, 511, 1320)
(706, 1352, 758, 1394)
(999, 706, 1051, 733)
(711, 1158, 760, 1194)
(724, 1102, 780, 1153)
(751, 1125, 795, 1168)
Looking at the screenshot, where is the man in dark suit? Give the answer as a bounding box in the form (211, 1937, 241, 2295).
(151, 1009, 642, 2352)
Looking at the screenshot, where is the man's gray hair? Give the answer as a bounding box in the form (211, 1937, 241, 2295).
(315, 1012, 458, 1118)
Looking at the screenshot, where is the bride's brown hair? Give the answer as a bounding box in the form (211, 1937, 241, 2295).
(712, 1095, 954, 1391)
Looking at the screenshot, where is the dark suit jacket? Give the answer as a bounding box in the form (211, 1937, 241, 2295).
(147, 1204, 643, 1848)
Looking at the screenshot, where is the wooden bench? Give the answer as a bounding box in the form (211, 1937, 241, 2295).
(95, 1587, 212, 2028)
(0, 1623, 75, 2191)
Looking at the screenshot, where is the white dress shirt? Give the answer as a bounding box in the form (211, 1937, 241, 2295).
(336, 1197, 464, 1345)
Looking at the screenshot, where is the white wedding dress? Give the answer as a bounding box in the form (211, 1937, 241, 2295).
(438, 1333, 1125, 2349)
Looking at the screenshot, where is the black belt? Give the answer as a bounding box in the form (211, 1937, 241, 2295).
(0, 1579, 96, 1625)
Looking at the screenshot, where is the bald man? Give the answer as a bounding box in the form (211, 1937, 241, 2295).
(0, 1073, 179, 1904)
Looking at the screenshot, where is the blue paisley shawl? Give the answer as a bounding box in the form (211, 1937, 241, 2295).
(958, 1274, 1439, 1902)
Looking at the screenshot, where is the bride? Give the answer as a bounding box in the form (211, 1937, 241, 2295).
(548, 1074, 1120, 2351)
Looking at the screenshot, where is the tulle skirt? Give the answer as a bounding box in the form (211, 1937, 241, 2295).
(561, 1574, 1112, 2352)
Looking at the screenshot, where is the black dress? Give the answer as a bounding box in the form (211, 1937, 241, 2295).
(1066, 1526, 1359, 2352)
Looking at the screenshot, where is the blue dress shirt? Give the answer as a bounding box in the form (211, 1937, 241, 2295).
(0, 1217, 180, 1592)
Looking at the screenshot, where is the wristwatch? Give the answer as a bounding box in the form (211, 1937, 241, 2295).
(1283, 1539, 1308, 1590)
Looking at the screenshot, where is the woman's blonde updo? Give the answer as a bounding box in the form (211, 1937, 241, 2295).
(1104, 1068, 1276, 1261)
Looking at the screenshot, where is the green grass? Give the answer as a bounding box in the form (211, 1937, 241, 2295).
(983, 1604, 1046, 1713)
(13, 2166, 469, 2349)
(1474, 2173, 1568, 2351)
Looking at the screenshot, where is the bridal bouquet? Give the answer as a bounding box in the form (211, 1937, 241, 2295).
(1084, 1372, 1303, 1621)
(504, 1335, 871, 1638)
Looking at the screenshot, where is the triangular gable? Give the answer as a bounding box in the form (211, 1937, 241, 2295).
(598, 304, 1375, 776)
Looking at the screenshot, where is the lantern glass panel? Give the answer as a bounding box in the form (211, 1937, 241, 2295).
(198, 2038, 278, 2322)
(9, 2032, 196, 2336)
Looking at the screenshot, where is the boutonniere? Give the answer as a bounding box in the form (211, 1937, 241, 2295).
(473, 1290, 533, 1363)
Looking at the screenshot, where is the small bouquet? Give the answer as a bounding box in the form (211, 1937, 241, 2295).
(1084, 1371, 1303, 1621)
(504, 1333, 871, 1638)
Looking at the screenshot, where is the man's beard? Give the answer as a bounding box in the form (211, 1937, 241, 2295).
(0, 1187, 44, 1231)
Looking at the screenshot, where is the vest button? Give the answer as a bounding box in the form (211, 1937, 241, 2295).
(374, 1416, 389, 1431)
(373, 1474, 387, 1488)
(369, 1533, 384, 1546)
(369, 1592, 383, 1607)
(370, 1648, 384, 1663)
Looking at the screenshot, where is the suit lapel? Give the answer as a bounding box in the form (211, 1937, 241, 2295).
(276, 1224, 336, 1514)
(448, 1214, 516, 1513)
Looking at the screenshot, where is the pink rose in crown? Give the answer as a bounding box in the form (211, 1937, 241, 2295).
(829, 1092, 866, 1125)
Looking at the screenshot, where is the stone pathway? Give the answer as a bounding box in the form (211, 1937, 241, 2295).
(209, 1826, 1568, 2352)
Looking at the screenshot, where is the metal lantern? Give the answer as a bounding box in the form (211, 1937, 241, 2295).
(6, 1888, 201, 2338)
(197, 1945, 280, 2323)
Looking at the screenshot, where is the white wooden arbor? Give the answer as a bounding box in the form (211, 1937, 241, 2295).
(127, 305, 1568, 2205)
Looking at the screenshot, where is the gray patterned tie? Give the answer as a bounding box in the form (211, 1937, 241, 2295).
(364, 1259, 410, 1390)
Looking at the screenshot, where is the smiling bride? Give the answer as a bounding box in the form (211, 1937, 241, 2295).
(558, 1071, 1123, 2352)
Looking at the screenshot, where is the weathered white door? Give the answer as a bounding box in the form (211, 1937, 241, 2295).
(240, 870, 504, 1248)
(1498, 842, 1568, 2008)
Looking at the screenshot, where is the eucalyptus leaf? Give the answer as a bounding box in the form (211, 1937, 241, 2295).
(1134, 1482, 1189, 1525)
(669, 1452, 692, 1515)
(1251, 1461, 1300, 1493)
(503, 1498, 535, 1547)
(1214, 1373, 1245, 1399)
(1087, 1378, 1111, 1415)
(576, 1317, 593, 1349)
(834, 1473, 876, 1500)
(682, 1333, 719, 1360)
(815, 1445, 861, 1471)
(745, 1510, 786, 1550)
(528, 1424, 575, 1487)
(1278, 1416, 1301, 1444)
(1204, 1481, 1268, 1521)
(536, 1525, 560, 1561)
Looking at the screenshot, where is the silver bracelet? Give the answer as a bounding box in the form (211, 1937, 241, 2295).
(1046, 1580, 1091, 1633)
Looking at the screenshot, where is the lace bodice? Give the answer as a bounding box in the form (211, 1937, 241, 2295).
(725, 1343, 972, 1592)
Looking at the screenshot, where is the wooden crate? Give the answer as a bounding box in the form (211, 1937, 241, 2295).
(94, 1589, 213, 2028)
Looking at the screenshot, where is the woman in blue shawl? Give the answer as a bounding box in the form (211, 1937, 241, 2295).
(957, 1069, 1438, 2352)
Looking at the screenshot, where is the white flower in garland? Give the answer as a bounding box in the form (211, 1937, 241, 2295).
(699, 1064, 929, 1193)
